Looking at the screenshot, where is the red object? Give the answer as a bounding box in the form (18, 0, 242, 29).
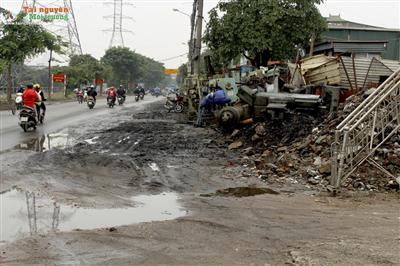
(95, 79, 104, 85)
(53, 74, 65, 83)
(22, 88, 39, 108)
(340, 90, 353, 103)
(107, 89, 116, 97)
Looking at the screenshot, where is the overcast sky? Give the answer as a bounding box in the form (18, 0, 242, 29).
(2, 0, 400, 68)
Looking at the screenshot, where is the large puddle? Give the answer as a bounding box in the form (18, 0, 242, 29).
(0, 189, 186, 244)
(13, 132, 76, 152)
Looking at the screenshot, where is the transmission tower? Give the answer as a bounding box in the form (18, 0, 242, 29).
(103, 0, 134, 48)
(20, 0, 83, 56)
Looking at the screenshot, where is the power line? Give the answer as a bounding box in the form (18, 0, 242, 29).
(159, 53, 188, 62)
(103, 0, 134, 48)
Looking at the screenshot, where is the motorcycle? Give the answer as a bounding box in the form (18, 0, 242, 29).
(107, 96, 116, 108)
(164, 93, 184, 113)
(140, 92, 144, 100)
(77, 93, 84, 104)
(117, 96, 125, 105)
(15, 93, 23, 110)
(87, 96, 96, 109)
(135, 93, 140, 102)
(19, 106, 37, 132)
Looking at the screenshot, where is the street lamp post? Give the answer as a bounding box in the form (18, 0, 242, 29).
(173, 8, 194, 74)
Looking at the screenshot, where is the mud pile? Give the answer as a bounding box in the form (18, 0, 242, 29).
(227, 94, 400, 192)
(20, 103, 244, 201)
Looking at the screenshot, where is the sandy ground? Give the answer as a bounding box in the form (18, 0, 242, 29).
(0, 101, 399, 265)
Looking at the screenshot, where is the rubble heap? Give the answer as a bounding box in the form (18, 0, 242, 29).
(227, 94, 400, 192)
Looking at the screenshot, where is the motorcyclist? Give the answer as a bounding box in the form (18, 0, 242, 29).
(22, 83, 40, 111)
(87, 85, 97, 102)
(154, 86, 161, 96)
(107, 86, 117, 103)
(117, 85, 126, 101)
(17, 85, 25, 93)
(76, 88, 84, 101)
(34, 83, 47, 118)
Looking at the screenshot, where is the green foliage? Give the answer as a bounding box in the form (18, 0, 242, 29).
(63, 54, 110, 88)
(0, 12, 65, 64)
(204, 0, 326, 67)
(101, 47, 166, 88)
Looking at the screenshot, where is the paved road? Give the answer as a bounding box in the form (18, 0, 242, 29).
(0, 96, 161, 151)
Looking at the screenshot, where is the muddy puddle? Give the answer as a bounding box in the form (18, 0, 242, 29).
(201, 187, 280, 198)
(0, 189, 186, 244)
(13, 133, 76, 152)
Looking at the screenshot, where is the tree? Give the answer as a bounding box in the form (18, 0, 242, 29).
(204, 0, 326, 68)
(102, 47, 166, 88)
(0, 11, 65, 100)
(64, 54, 110, 89)
(101, 47, 140, 87)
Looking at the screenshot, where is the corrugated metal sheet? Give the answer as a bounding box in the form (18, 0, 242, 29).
(380, 59, 400, 71)
(339, 57, 373, 90)
(300, 55, 400, 90)
(334, 42, 386, 53)
(301, 55, 341, 85)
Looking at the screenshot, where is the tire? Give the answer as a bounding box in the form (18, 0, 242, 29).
(175, 103, 184, 113)
(23, 124, 27, 132)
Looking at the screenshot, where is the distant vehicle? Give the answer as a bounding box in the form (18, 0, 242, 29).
(15, 93, 23, 110)
(19, 106, 37, 132)
(87, 96, 95, 109)
(117, 96, 125, 105)
(107, 96, 116, 108)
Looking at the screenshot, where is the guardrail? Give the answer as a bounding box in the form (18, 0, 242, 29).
(331, 68, 400, 187)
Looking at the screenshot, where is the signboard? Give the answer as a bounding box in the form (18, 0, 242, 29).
(52, 74, 65, 83)
(164, 69, 178, 75)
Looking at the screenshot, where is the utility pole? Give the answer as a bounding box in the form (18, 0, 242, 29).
(103, 0, 134, 48)
(188, 1, 197, 75)
(193, 0, 203, 76)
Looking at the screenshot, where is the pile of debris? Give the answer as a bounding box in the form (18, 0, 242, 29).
(226, 93, 400, 192)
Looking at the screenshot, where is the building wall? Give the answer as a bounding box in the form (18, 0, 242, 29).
(322, 30, 400, 60)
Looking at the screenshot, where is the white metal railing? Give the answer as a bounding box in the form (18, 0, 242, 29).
(331, 68, 400, 188)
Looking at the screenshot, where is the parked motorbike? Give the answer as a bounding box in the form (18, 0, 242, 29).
(15, 93, 23, 110)
(87, 96, 96, 109)
(164, 93, 184, 113)
(117, 96, 125, 105)
(19, 106, 37, 132)
(107, 96, 116, 108)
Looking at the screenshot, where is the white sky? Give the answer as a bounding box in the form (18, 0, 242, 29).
(1, 0, 399, 68)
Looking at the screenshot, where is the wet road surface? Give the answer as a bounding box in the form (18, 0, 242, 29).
(0, 96, 161, 151)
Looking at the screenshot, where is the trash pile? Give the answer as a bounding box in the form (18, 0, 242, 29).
(226, 93, 400, 192)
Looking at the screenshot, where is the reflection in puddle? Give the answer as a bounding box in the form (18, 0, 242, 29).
(14, 133, 75, 152)
(0, 189, 186, 244)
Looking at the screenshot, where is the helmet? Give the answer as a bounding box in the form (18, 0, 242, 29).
(27, 83, 34, 88)
(119, 85, 123, 88)
(34, 83, 40, 89)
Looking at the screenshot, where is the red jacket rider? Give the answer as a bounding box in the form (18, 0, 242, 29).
(22, 84, 39, 108)
(107, 87, 117, 98)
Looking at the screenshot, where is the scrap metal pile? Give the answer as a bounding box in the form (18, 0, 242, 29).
(225, 92, 400, 192)
(208, 55, 400, 191)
